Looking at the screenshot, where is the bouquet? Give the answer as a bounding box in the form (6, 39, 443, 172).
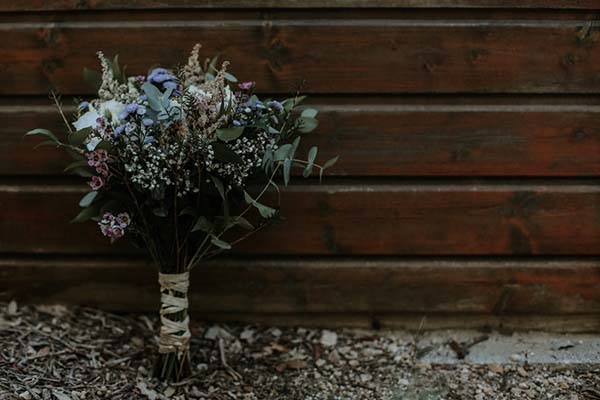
(26, 44, 337, 381)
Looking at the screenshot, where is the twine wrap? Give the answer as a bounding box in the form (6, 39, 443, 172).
(158, 271, 191, 355)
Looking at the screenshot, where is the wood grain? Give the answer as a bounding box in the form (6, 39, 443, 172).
(3, 15, 600, 95)
(2, 182, 600, 255)
(1, 1, 599, 11)
(10, 99, 600, 177)
(2, 257, 599, 317)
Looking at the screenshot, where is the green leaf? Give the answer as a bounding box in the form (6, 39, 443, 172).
(210, 235, 231, 250)
(71, 204, 99, 223)
(290, 136, 301, 160)
(68, 127, 92, 146)
(112, 55, 122, 82)
(192, 216, 213, 233)
(210, 176, 226, 200)
(283, 158, 292, 186)
(243, 191, 277, 219)
(319, 156, 339, 182)
(83, 68, 101, 90)
(273, 144, 292, 161)
(25, 128, 61, 144)
(223, 71, 237, 83)
(303, 146, 318, 178)
(301, 108, 318, 118)
(70, 167, 94, 178)
(211, 142, 243, 164)
(34, 140, 60, 149)
(216, 126, 244, 142)
(230, 216, 254, 230)
(63, 160, 89, 172)
(79, 191, 98, 207)
(323, 156, 339, 169)
(298, 116, 318, 133)
(152, 207, 168, 217)
(178, 206, 198, 217)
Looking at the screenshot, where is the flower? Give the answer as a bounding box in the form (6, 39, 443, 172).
(98, 211, 130, 243)
(239, 81, 254, 90)
(88, 176, 104, 190)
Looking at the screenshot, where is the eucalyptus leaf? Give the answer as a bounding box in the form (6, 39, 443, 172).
(301, 108, 318, 118)
(303, 146, 318, 178)
(211, 142, 243, 164)
(79, 191, 98, 207)
(216, 127, 244, 142)
(298, 116, 318, 133)
(210, 176, 225, 200)
(243, 191, 277, 219)
(192, 216, 213, 233)
(210, 235, 231, 250)
(231, 216, 254, 230)
(283, 158, 292, 186)
(273, 144, 292, 161)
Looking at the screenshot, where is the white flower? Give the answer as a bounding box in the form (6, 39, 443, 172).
(72, 108, 101, 131)
(98, 99, 126, 126)
(86, 137, 102, 151)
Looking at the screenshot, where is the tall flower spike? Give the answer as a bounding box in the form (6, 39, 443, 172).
(183, 43, 205, 87)
(97, 51, 117, 100)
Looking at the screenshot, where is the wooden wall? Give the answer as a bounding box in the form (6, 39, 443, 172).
(2, 1, 600, 331)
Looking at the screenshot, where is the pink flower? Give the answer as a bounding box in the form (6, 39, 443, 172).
(96, 162, 109, 177)
(98, 211, 130, 243)
(88, 176, 104, 191)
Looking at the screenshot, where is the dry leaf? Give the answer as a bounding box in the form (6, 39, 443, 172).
(163, 386, 176, 397)
(286, 359, 308, 370)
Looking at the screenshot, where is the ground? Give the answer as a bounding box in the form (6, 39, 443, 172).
(0, 301, 599, 400)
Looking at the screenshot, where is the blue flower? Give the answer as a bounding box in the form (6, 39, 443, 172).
(78, 101, 89, 111)
(163, 81, 178, 90)
(113, 125, 126, 137)
(142, 118, 154, 126)
(148, 68, 177, 84)
(268, 100, 283, 112)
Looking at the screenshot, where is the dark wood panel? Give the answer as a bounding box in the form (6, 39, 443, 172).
(2, 182, 600, 255)
(3, 17, 600, 95)
(1, 1, 599, 11)
(2, 257, 599, 316)
(11, 101, 600, 177)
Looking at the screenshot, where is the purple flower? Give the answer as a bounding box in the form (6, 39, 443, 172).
(98, 211, 129, 243)
(268, 100, 283, 112)
(239, 81, 255, 90)
(96, 162, 109, 177)
(88, 176, 104, 191)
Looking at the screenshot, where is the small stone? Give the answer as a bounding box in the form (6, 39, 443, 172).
(315, 359, 326, 367)
(517, 367, 528, 377)
(320, 330, 338, 348)
(360, 374, 372, 383)
(348, 360, 359, 367)
(327, 350, 341, 365)
(510, 353, 522, 362)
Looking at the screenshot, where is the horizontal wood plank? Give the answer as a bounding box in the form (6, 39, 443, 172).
(2, 182, 600, 255)
(3, 16, 600, 95)
(2, 257, 599, 317)
(10, 100, 600, 177)
(2, 1, 600, 11)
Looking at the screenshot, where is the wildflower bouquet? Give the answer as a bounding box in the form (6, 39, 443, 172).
(26, 45, 337, 381)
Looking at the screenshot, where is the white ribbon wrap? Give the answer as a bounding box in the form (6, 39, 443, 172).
(158, 271, 191, 355)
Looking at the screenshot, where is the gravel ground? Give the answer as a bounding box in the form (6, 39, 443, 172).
(0, 301, 599, 400)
